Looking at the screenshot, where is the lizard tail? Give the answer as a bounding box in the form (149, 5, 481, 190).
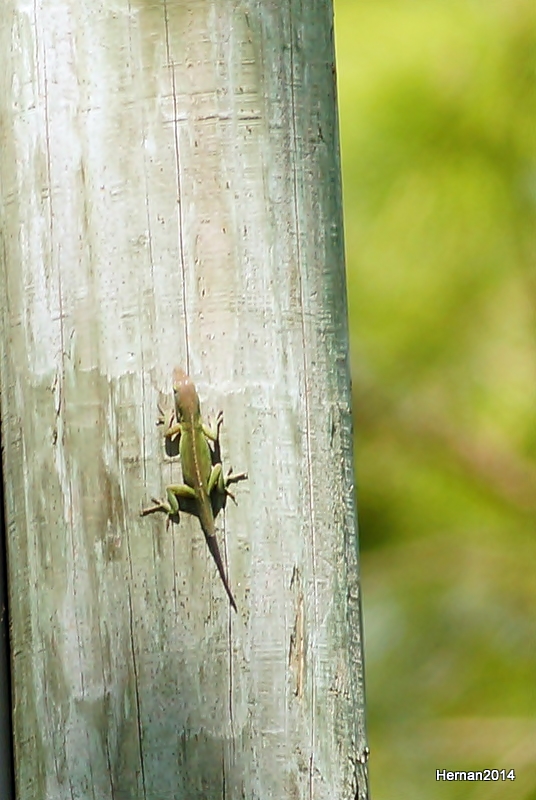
(205, 534, 238, 612)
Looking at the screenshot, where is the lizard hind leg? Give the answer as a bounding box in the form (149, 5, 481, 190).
(224, 466, 248, 503)
(140, 497, 175, 530)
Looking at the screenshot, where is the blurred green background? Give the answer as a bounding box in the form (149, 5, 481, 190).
(335, 0, 536, 798)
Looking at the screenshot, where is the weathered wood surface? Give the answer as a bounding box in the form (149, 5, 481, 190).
(0, 1, 368, 798)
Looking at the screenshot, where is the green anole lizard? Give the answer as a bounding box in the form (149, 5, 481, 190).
(142, 368, 246, 612)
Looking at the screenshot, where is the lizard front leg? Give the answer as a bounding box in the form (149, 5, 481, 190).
(202, 409, 224, 443)
(157, 404, 183, 444)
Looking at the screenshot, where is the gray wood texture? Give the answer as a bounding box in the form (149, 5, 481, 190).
(0, 1, 369, 798)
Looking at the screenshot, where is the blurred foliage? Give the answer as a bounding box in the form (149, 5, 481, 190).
(335, 0, 536, 797)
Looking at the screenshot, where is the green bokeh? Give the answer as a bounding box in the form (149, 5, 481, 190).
(335, 0, 536, 797)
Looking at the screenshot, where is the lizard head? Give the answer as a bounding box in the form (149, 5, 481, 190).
(172, 367, 200, 420)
